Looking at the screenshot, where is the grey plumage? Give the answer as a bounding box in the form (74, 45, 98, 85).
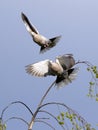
(25, 54, 79, 88)
(21, 12, 61, 53)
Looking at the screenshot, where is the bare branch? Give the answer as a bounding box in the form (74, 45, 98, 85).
(38, 80, 56, 107)
(4, 116, 29, 126)
(28, 81, 55, 130)
(39, 110, 66, 130)
(1, 101, 33, 120)
(75, 60, 93, 66)
(35, 119, 56, 130)
(36, 117, 50, 120)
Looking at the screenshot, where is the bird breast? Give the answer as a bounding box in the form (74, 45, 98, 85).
(33, 34, 48, 46)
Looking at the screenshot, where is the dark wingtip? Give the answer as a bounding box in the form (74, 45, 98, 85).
(21, 12, 24, 18)
(21, 12, 24, 16)
(21, 12, 27, 21)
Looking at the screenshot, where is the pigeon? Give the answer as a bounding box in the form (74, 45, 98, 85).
(21, 12, 61, 53)
(25, 54, 79, 88)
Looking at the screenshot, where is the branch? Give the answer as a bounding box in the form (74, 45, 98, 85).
(75, 60, 98, 100)
(75, 60, 97, 82)
(4, 116, 29, 126)
(39, 110, 66, 130)
(39, 102, 88, 126)
(38, 80, 56, 107)
(35, 120, 56, 130)
(28, 81, 56, 130)
(1, 101, 33, 120)
(75, 60, 93, 66)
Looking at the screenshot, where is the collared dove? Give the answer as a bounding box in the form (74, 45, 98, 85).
(25, 54, 79, 88)
(21, 12, 61, 53)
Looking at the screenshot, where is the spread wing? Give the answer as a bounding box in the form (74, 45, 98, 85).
(25, 60, 51, 77)
(21, 12, 39, 35)
(57, 54, 75, 70)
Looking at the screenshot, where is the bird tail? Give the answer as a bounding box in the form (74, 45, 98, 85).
(56, 67, 79, 88)
(40, 35, 61, 53)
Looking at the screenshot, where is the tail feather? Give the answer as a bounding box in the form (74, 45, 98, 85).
(40, 45, 51, 53)
(56, 67, 79, 88)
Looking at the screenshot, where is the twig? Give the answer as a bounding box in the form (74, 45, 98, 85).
(38, 80, 56, 107)
(35, 120, 56, 130)
(39, 102, 88, 126)
(1, 101, 33, 120)
(75, 60, 96, 81)
(28, 81, 56, 130)
(75, 60, 98, 97)
(75, 60, 93, 66)
(4, 116, 29, 126)
(39, 110, 66, 130)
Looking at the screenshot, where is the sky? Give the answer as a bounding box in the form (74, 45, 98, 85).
(0, 0, 98, 129)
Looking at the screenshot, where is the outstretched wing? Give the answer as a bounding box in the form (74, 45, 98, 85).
(56, 67, 79, 88)
(57, 54, 75, 70)
(25, 60, 51, 77)
(21, 12, 39, 35)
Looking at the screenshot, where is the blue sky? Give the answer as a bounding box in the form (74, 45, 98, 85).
(0, 0, 98, 129)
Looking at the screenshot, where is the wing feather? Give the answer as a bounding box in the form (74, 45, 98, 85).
(21, 12, 39, 35)
(57, 54, 75, 70)
(25, 60, 50, 77)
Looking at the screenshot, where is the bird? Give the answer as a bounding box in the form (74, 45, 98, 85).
(25, 54, 79, 88)
(21, 12, 61, 53)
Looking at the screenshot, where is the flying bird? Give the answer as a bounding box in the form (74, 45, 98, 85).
(25, 54, 79, 88)
(21, 12, 61, 53)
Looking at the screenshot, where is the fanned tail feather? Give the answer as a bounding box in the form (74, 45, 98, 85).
(56, 67, 79, 88)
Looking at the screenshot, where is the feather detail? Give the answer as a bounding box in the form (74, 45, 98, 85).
(56, 67, 79, 88)
(25, 60, 50, 77)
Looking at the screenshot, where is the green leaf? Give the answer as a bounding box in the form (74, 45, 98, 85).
(57, 115, 61, 120)
(89, 82, 95, 86)
(87, 67, 90, 71)
(59, 121, 64, 125)
(96, 93, 98, 97)
(60, 112, 65, 117)
(96, 73, 98, 78)
(65, 112, 69, 118)
(96, 97, 98, 101)
(0, 124, 6, 130)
